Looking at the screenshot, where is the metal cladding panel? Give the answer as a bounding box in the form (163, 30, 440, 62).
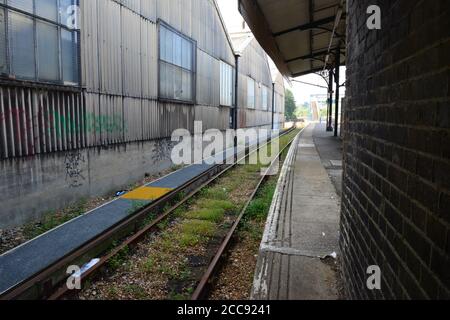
(124, 97, 142, 142)
(81, 0, 100, 91)
(84, 92, 100, 147)
(141, 99, 158, 140)
(197, 49, 220, 107)
(239, 39, 273, 89)
(99, 94, 124, 145)
(181, 0, 193, 38)
(141, 20, 158, 99)
(243, 109, 272, 128)
(153, 102, 194, 138)
(237, 73, 248, 110)
(194, 105, 230, 131)
(122, 8, 142, 97)
(119, 0, 141, 13)
(0, 86, 85, 159)
(140, 0, 157, 22)
(157, 0, 183, 33)
(191, 0, 234, 65)
(273, 73, 285, 96)
(98, 0, 123, 95)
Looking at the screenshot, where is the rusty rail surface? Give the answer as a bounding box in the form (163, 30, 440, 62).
(191, 126, 303, 300)
(1, 126, 296, 300)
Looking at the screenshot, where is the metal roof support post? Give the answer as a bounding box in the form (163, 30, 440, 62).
(334, 46, 340, 137)
(327, 69, 334, 132)
(271, 82, 275, 130)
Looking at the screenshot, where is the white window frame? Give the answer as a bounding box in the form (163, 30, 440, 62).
(220, 60, 234, 107)
(261, 85, 268, 111)
(247, 77, 255, 109)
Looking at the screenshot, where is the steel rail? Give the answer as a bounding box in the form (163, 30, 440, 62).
(49, 126, 296, 300)
(191, 127, 303, 300)
(1, 162, 224, 300)
(1, 126, 295, 300)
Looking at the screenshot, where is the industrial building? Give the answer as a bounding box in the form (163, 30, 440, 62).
(0, 0, 285, 228)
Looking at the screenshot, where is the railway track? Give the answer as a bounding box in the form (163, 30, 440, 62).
(0, 126, 297, 300)
(191, 127, 302, 300)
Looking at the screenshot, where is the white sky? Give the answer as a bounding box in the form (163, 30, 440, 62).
(216, 0, 346, 105)
(216, 0, 242, 33)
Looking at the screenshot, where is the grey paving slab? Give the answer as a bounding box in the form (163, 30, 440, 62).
(252, 124, 341, 300)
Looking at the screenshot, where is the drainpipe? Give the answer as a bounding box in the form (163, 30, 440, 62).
(334, 46, 341, 137)
(234, 54, 240, 163)
(327, 69, 334, 132)
(271, 82, 275, 130)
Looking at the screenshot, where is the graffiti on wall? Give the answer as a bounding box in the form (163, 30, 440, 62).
(152, 139, 175, 163)
(64, 151, 86, 188)
(0, 107, 126, 151)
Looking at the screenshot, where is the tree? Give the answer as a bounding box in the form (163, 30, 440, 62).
(285, 89, 297, 121)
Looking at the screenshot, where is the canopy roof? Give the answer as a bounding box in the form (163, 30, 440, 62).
(238, 0, 346, 77)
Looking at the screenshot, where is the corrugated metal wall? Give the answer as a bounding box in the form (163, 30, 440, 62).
(0, 85, 84, 158)
(0, 0, 282, 159)
(273, 72, 286, 125)
(237, 38, 275, 128)
(80, 0, 233, 140)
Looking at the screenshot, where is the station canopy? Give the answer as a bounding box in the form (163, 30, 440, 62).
(238, 0, 347, 78)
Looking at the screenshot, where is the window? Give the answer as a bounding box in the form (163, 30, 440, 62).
(261, 85, 268, 111)
(0, 9, 6, 73)
(0, 0, 80, 84)
(220, 61, 234, 107)
(159, 23, 196, 103)
(247, 77, 255, 109)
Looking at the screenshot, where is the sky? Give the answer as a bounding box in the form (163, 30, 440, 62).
(216, 0, 345, 106)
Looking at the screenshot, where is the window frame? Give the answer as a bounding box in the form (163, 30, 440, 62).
(219, 60, 234, 107)
(0, 0, 81, 87)
(247, 76, 255, 109)
(261, 85, 269, 111)
(157, 20, 197, 105)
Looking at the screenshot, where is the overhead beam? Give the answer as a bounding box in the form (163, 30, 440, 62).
(292, 66, 328, 78)
(286, 49, 333, 63)
(273, 14, 346, 37)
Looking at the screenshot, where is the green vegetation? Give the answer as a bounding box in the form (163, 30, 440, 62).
(296, 102, 312, 119)
(199, 187, 229, 201)
(181, 220, 216, 237)
(97, 128, 301, 299)
(124, 284, 148, 300)
(107, 245, 130, 271)
(196, 199, 236, 213)
(185, 208, 225, 222)
(23, 199, 88, 239)
(285, 89, 297, 121)
(245, 180, 278, 222)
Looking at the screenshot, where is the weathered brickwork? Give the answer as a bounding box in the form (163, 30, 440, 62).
(341, 0, 450, 299)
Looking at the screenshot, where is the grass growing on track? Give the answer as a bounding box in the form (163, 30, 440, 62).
(80, 128, 301, 300)
(209, 127, 302, 299)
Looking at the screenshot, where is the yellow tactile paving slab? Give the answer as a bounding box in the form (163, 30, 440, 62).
(122, 186, 173, 201)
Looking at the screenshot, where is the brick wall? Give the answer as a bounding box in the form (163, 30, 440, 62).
(341, 0, 449, 299)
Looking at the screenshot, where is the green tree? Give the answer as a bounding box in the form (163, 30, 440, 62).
(285, 89, 297, 121)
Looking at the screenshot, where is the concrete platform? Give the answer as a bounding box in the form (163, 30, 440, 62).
(252, 123, 341, 300)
